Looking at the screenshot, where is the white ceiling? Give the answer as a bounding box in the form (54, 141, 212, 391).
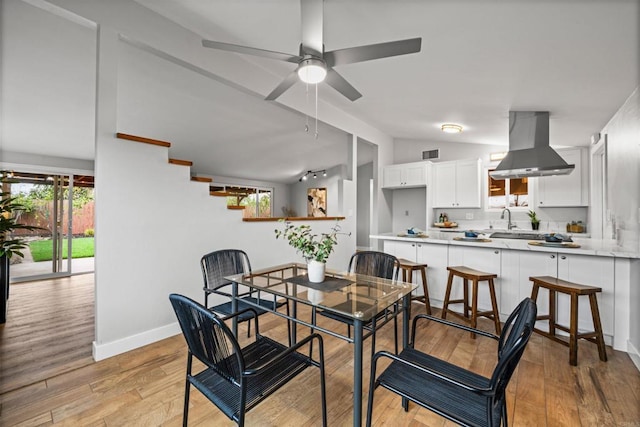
(135, 0, 639, 147)
(2, 0, 638, 184)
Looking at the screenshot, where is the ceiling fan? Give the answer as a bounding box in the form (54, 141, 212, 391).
(202, 0, 422, 101)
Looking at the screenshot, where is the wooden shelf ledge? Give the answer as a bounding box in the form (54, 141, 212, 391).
(169, 158, 193, 166)
(243, 216, 345, 222)
(210, 191, 230, 197)
(191, 176, 213, 183)
(227, 205, 246, 210)
(116, 133, 171, 147)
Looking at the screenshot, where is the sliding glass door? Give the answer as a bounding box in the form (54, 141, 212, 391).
(50, 175, 71, 274)
(7, 172, 94, 282)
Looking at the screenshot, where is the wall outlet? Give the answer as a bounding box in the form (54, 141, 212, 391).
(466, 213, 474, 220)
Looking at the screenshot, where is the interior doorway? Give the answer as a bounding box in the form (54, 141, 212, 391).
(6, 171, 94, 282)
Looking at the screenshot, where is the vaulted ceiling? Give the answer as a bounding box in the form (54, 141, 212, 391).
(2, 0, 638, 183)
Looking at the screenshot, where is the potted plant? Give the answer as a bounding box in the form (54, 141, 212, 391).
(1, 172, 41, 323)
(275, 220, 348, 283)
(528, 210, 540, 230)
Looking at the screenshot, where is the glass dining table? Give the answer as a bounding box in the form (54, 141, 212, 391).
(225, 262, 417, 427)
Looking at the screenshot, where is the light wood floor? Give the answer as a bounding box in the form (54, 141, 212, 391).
(1, 275, 639, 426)
(0, 275, 95, 394)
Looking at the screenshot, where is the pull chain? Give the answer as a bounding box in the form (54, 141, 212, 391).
(304, 82, 309, 133)
(314, 83, 319, 139)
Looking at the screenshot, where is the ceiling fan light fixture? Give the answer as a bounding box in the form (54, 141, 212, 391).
(441, 123, 463, 134)
(297, 58, 327, 84)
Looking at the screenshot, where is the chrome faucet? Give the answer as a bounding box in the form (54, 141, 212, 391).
(501, 208, 515, 230)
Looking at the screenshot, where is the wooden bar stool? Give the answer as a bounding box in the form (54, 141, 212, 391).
(529, 276, 607, 366)
(397, 259, 431, 315)
(442, 266, 501, 338)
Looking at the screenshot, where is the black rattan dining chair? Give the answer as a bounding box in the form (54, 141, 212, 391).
(169, 293, 327, 427)
(201, 249, 288, 337)
(366, 297, 537, 427)
(317, 251, 401, 355)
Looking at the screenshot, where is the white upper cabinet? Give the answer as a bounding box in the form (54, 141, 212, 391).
(433, 159, 481, 208)
(382, 162, 427, 189)
(537, 147, 589, 207)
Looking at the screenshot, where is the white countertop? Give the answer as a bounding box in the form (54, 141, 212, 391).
(370, 232, 640, 259)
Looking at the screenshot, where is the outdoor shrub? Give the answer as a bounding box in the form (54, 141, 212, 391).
(84, 228, 94, 237)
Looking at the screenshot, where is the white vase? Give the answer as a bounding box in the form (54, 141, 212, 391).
(307, 289, 325, 304)
(307, 260, 326, 283)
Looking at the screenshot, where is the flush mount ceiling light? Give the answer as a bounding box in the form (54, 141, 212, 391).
(441, 123, 463, 134)
(297, 58, 327, 84)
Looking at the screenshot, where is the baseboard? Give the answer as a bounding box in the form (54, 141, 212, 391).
(628, 340, 640, 372)
(92, 322, 181, 361)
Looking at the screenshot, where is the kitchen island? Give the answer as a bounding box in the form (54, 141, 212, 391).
(371, 232, 640, 364)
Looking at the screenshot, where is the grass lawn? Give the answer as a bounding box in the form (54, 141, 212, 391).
(29, 237, 95, 262)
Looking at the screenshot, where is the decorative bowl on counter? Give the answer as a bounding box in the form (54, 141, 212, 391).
(544, 233, 571, 243)
(434, 222, 458, 228)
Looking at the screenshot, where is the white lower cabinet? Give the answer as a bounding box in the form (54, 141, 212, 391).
(501, 250, 614, 344)
(379, 238, 627, 350)
(447, 246, 502, 315)
(557, 254, 614, 344)
(383, 241, 449, 306)
(501, 251, 558, 322)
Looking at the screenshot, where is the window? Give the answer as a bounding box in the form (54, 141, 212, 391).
(211, 185, 273, 218)
(486, 168, 529, 210)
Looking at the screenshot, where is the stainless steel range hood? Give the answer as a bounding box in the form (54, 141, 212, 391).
(490, 111, 574, 179)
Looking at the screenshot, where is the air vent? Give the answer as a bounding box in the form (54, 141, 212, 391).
(422, 149, 439, 160)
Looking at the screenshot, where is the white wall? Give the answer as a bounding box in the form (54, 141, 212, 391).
(94, 137, 355, 359)
(0, 0, 96, 160)
(356, 162, 373, 248)
(602, 88, 640, 252)
(394, 138, 506, 165)
(391, 187, 427, 232)
(600, 87, 640, 360)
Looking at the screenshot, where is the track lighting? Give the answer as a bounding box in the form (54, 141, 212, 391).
(299, 169, 327, 182)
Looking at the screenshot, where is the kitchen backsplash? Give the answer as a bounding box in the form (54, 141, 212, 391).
(430, 207, 589, 235)
(431, 219, 586, 234)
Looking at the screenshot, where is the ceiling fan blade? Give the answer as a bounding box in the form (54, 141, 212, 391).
(202, 39, 301, 64)
(324, 68, 362, 101)
(324, 37, 422, 67)
(300, 0, 323, 57)
(265, 70, 299, 101)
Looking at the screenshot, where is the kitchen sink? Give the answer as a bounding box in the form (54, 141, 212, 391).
(489, 231, 544, 240)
